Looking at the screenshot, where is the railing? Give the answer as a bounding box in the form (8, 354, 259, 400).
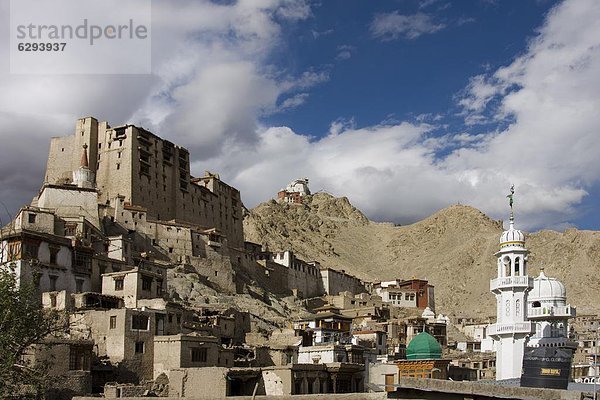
(488, 322, 533, 336)
(527, 305, 576, 318)
(490, 276, 533, 291)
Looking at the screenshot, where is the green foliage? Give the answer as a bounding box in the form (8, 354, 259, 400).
(0, 264, 67, 398)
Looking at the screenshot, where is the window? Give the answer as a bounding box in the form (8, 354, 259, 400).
(23, 240, 40, 259)
(50, 293, 57, 308)
(49, 246, 60, 265)
(49, 275, 58, 291)
(142, 277, 152, 291)
(6, 241, 21, 261)
(191, 347, 207, 363)
(74, 252, 91, 272)
(75, 279, 84, 293)
(114, 278, 124, 291)
(110, 316, 117, 329)
(156, 280, 163, 296)
(69, 346, 89, 370)
(64, 223, 77, 236)
(28, 213, 36, 223)
(132, 314, 149, 330)
(135, 341, 145, 354)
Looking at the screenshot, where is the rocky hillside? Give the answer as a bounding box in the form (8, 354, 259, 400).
(244, 193, 600, 317)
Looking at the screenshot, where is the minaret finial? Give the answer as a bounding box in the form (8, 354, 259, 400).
(506, 184, 515, 229)
(81, 143, 89, 168)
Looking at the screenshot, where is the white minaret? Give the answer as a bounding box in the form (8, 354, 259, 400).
(488, 186, 535, 380)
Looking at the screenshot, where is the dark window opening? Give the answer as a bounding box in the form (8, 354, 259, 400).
(132, 315, 149, 330)
(142, 277, 152, 291)
(191, 347, 207, 363)
(49, 275, 58, 291)
(135, 341, 145, 354)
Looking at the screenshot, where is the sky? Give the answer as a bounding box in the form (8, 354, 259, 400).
(1, 0, 600, 232)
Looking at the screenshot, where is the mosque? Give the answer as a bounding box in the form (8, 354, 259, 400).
(487, 189, 577, 382)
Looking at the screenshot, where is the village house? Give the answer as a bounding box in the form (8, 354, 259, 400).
(373, 278, 435, 311)
(153, 333, 235, 378)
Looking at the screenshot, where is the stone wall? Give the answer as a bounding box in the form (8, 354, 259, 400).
(389, 377, 586, 400)
(75, 394, 386, 400)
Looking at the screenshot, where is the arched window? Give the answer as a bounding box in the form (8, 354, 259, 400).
(515, 299, 521, 316)
(514, 257, 520, 276)
(503, 256, 511, 277)
(532, 301, 541, 308)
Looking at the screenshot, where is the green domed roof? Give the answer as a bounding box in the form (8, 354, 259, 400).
(406, 332, 442, 360)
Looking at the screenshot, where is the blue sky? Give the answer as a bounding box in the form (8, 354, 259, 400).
(266, 1, 556, 137)
(1, 0, 600, 231)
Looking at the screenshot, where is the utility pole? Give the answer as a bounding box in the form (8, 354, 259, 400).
(595, 328, 598, 400)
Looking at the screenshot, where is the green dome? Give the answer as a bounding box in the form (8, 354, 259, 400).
(406, 332, 442, 360)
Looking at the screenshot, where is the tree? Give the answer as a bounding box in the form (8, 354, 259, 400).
(0, 264, 68, 398)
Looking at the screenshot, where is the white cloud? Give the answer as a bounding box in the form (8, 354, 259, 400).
(0, 0, 316, 213)
(370, 12, 446, 41)
(202, 0, 600, 230)
(335, 44, 355, 61)
(279, 93, 309, 110)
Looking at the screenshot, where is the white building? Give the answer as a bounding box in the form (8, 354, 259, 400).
(374, 279, 417, 308)
(488, 196, 578, 381)
(284, 178, 310, 196)
(488, 210, 534, 380)
(527, 269, 577, 348)
(277, 178, 311, 204)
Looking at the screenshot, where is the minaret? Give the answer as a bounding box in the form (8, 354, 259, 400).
(72, 144, 96, 189)
(488, 186, 534, 380)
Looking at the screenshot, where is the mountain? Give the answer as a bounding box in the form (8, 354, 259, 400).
(244, 193, 600, 317)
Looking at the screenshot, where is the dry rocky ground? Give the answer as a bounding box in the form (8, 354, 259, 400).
(244, 193, 600, 318)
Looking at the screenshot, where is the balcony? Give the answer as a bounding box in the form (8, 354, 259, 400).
(487, 322, 534, 336)
(527, 305, 576, 319)
(490, 276, 533, 291)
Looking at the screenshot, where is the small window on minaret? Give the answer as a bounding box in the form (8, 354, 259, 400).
(515, 258, 520, 276)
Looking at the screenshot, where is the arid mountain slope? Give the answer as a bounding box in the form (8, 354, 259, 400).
(244, 193, 600, 317)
